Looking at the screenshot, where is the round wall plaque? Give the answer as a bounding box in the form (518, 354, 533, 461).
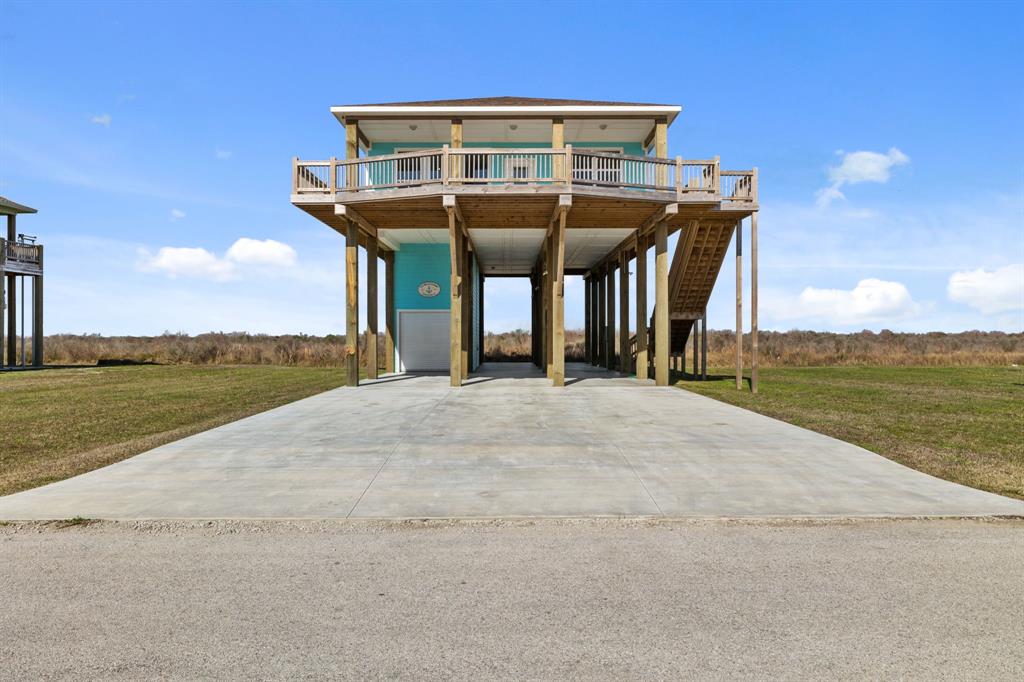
(417, 281, 441, 298)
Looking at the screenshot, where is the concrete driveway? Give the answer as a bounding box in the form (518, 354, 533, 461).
(1, 362, 1021, 520)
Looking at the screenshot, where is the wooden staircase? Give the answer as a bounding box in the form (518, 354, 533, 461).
(661, 219, 738, 352)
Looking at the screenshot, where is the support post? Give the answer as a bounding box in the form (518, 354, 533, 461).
(366, 236, 378, 380)
(701, 308, 708, 380)
(384, 251, 395, 374)
(543, 240, 551, 377)
(619, 250, 630, 375)
(635, 235, 648, 381)
(448, 209, 462, 386)
(345, 120, 359, 188)
(693, 316, 699, 378)
(735, 219, 743, 390)
(596, 270, 606, 367)
(462, 237, 470, 380)
(602, 261, 610, 366)
(32, 246, 43, 367)
(344, 219, 359, 386)
(479, 271, 485, 367)
(530, 271, 538, 366)
(0, 262, 4, 368)
(6, 214, 14, 366)
(450, 119, 463, 182)
(655, 117, 669, 185)
(655, 221, 669, 386)
(585, 274, 593, 364)
(751, 210, 759, 394)
(551, 208, 566, 386)
(552, 117, 565, 181)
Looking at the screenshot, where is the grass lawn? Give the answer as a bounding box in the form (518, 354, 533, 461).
(0, 365, 346, 496)
(676, 366, 1024, 500)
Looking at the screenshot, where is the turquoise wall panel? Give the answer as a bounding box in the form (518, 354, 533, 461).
(371, 141, 644, 156)
(395, 243, 450, 311)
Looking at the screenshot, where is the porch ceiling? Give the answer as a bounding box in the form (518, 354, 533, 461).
(356, 118, 660, 145)
(377, 226, 634, 276)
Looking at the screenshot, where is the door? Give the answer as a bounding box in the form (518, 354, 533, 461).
(398, 310, 450, 371)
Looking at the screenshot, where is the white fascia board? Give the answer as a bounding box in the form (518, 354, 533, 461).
(331, 105, 682, 126)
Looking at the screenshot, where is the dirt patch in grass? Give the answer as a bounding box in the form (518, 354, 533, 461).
(677, 366, 1024, 500)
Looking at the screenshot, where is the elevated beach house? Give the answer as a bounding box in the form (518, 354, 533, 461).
(1, 196, 44, 369)
(291, 97, 759, 390)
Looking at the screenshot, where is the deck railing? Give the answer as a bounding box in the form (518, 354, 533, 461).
(2, 240, 41, 266)
(293, 148, 754, 202)
(720, 169, 758, 203)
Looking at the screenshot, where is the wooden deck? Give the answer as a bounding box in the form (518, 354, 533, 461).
(293, 147, 756, 208)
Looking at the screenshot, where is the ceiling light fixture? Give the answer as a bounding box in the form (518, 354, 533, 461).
(598, 123, 608, 130)
(509, 124, 518, 130)
(408, 124, 418, 131)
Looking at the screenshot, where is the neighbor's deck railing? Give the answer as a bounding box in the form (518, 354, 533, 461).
(0, 239, 43, 273)
(293, 147, 756, 203)
(2, 240, 41, 266)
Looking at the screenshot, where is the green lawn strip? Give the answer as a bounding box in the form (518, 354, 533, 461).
(0, 365, 346, 496)
(675, 366, 1024, 500)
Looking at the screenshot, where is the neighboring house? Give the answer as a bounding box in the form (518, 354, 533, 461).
(291, 97, 759, 390)
(1, 196, 44, 369)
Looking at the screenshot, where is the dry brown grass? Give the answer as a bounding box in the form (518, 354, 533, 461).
(38, 329, 1024, 368)
(484, 329, 1023, 367)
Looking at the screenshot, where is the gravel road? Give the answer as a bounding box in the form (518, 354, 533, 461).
(2, 518, 1022, 680)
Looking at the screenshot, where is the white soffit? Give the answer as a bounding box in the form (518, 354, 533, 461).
(470, 228, 545, 275)
(379, 227, 636, 274)
(379, 228, 448, 245)
(565, 229, 634, 270)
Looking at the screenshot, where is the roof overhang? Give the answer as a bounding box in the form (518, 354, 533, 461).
(0, 196, 38, 215)
(331, 104, 681, 126)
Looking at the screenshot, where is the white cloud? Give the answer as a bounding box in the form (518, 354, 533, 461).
(138, 237, 299, 282)
(138, 247, 236, 282)
(170, 208, 186, 220)
(117, 94, 136, 105)
(768, 278, 922, 325)
(225, 238, 297, 267)
(215, 147, 232, 160)
(816, 147, 909, 207)
(90, 113, 111, 127)
(947, 264, 1024, 314)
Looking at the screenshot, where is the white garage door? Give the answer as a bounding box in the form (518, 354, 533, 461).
(398, 310, 450, 371)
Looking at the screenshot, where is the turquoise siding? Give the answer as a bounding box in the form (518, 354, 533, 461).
(371, 141, 644, 156)
(395, 243, 450, 311)
(394, 241, 482, 372)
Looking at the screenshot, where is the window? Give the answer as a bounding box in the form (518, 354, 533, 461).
(395, 149, 441, 183)
(505, 155, 536, 181)
(572, 147, 623, 184)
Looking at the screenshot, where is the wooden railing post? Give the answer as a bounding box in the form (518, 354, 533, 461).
(713, 156, 721, 194)
(565, 145, 572, 189)
(675, 156, 683, 199)
(442, 144, 449, 186)
(751, 166, 758, 203)
(292, 157, 299, 192)
(328, 156, 337, 192)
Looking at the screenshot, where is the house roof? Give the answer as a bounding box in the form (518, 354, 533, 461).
(0, 196, 38, 215)
(331, 97, 682, 145)
(337, 96, 675, 108)
(332, 97, 680, 124)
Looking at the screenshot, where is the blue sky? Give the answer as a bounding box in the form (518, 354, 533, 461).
(1, 0, 1021, 336)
